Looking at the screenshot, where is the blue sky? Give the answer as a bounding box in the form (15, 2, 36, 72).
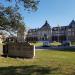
(22, 0, 75, 29)
(1, 0, 75, 29)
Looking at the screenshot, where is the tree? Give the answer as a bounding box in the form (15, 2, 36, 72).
(6, 0, 39, 11)
(0, 5, 24, 35)
(0, 0, 39, 35)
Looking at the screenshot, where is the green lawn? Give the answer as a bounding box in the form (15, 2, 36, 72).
(0, 45, 75, 75)
(50, 41, 61, 46)
(31, 42, 43, 47)
(71, 41, 75, 46)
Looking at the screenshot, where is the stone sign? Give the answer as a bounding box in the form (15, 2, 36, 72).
(3, 26, 35, 58)
(3, 42, 35, 58)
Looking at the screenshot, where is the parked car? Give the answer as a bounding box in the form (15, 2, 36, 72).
(43, 41, 50, 47)
(62, 41, 71, 46)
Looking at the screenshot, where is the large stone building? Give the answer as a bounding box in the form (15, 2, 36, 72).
(27, 21, 52, 42)
(27, 20, 75, 42)
(37, 21, 52, 41)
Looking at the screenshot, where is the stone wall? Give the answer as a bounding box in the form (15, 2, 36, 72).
(3, 42, 35, 58)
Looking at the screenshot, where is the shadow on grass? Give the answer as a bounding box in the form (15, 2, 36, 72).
(0, 65, 58, 75)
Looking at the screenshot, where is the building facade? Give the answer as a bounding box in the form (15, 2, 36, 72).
(66, 20, 75, 42)
(52, 26, 67, 42)
(27, 20, 75, 42)
(27, 21, 52, 42)
(37, 21, 52, 41)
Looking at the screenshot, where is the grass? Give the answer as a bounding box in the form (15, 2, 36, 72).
(71, 41, 75, 46)
(0, 43, 75, 75)
(31, 42, 43, 47)
(50, 41, 61, 46)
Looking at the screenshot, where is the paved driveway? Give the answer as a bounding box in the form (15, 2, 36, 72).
(35, 46, 75, 51)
